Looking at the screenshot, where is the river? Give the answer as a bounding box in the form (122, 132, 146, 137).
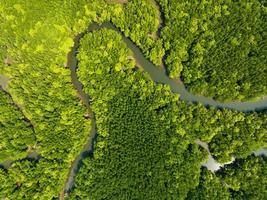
(1, 21, 266, 197)
(62, 29, 98, 196)
(95, 22, 267, 112)
(60, 20, 267, 195)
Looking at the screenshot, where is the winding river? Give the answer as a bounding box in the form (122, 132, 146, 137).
(0, 2, 265, 198)
(1, 20, 266, 197)
(97, 22, 267, 112)
(67, 22, 267, 113)
(62, 21, 267, 195)
(62, 29, 98, 195)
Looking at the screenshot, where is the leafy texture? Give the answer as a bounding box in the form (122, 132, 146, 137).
(70, 28, 266, 199)
(158, 0, 267, 101)
(0, 0, 266, 199)
(0, 89, 35, 163)
(188, 155, 267, 200)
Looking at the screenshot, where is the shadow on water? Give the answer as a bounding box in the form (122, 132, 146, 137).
(149, 0, 165, 39)
(0, 152, 41, 170)
(253, 149, 267, 156)
(196, 140, 234, 172)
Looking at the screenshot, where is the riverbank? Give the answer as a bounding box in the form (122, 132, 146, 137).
(196, 140, 267, 172)
(97, 22, 267, 112)
(61, 24, 99, 198)
(63, 21, 267, 197)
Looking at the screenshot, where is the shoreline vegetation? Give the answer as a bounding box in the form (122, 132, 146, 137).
(61, 21, 267, 198)
(67, 22, 266, 199)
(156, 0, 267, 102)
(0, 0, 266, 199)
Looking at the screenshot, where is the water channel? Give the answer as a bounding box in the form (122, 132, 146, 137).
(63, 21, 267, 194)
(98, 22, 267, 112)
(1, 20, 266, 195)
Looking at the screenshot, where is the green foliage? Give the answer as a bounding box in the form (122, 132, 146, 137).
(0, 159, 68, 199)
(111, 0, 165, 65)
(0, 89, 35, 163)
(187, 168, 231, 200)
(0, 0, 266, 199)
(158, 0, 267, 101)
(71, 90, 207, 199)
(70, 29, 207, 199)
(219, 155, 267, 200)
(0, 0, 92, 161)
(70, 27, 267, 199)
(187, 155, 267, 200)
(209, 111, 267, 163)
(0, 0, 94, 197)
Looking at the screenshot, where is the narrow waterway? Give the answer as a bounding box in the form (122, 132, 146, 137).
(0, 81, 40, 170)
(63, 118, 96, 194)
(1, 19, 266, 196)
(96, 22, 267, 112)
(196, 140, 267, 172)
(64, 21, 267, 194)
(0, 152, 41, 170)
(196, 140, 235, 172)
(62, 27, 98, 196)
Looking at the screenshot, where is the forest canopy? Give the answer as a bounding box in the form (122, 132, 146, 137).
(0, 0, 266, 199)
(157, 0, 267, 101)
(70, 27, 266, 199)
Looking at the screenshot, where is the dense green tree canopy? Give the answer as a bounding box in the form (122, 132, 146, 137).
(0, 159, 68, 199)
(157, 0, 267, 101)
(0, 89, 35, 163)
(0, 0, 266, 199)
(0, 0, 93, 197)
(188, 155, 267, 200)
(111, 0, 165, 65)
(70, 28, 266, 199)
(70, 29, 207, 199)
